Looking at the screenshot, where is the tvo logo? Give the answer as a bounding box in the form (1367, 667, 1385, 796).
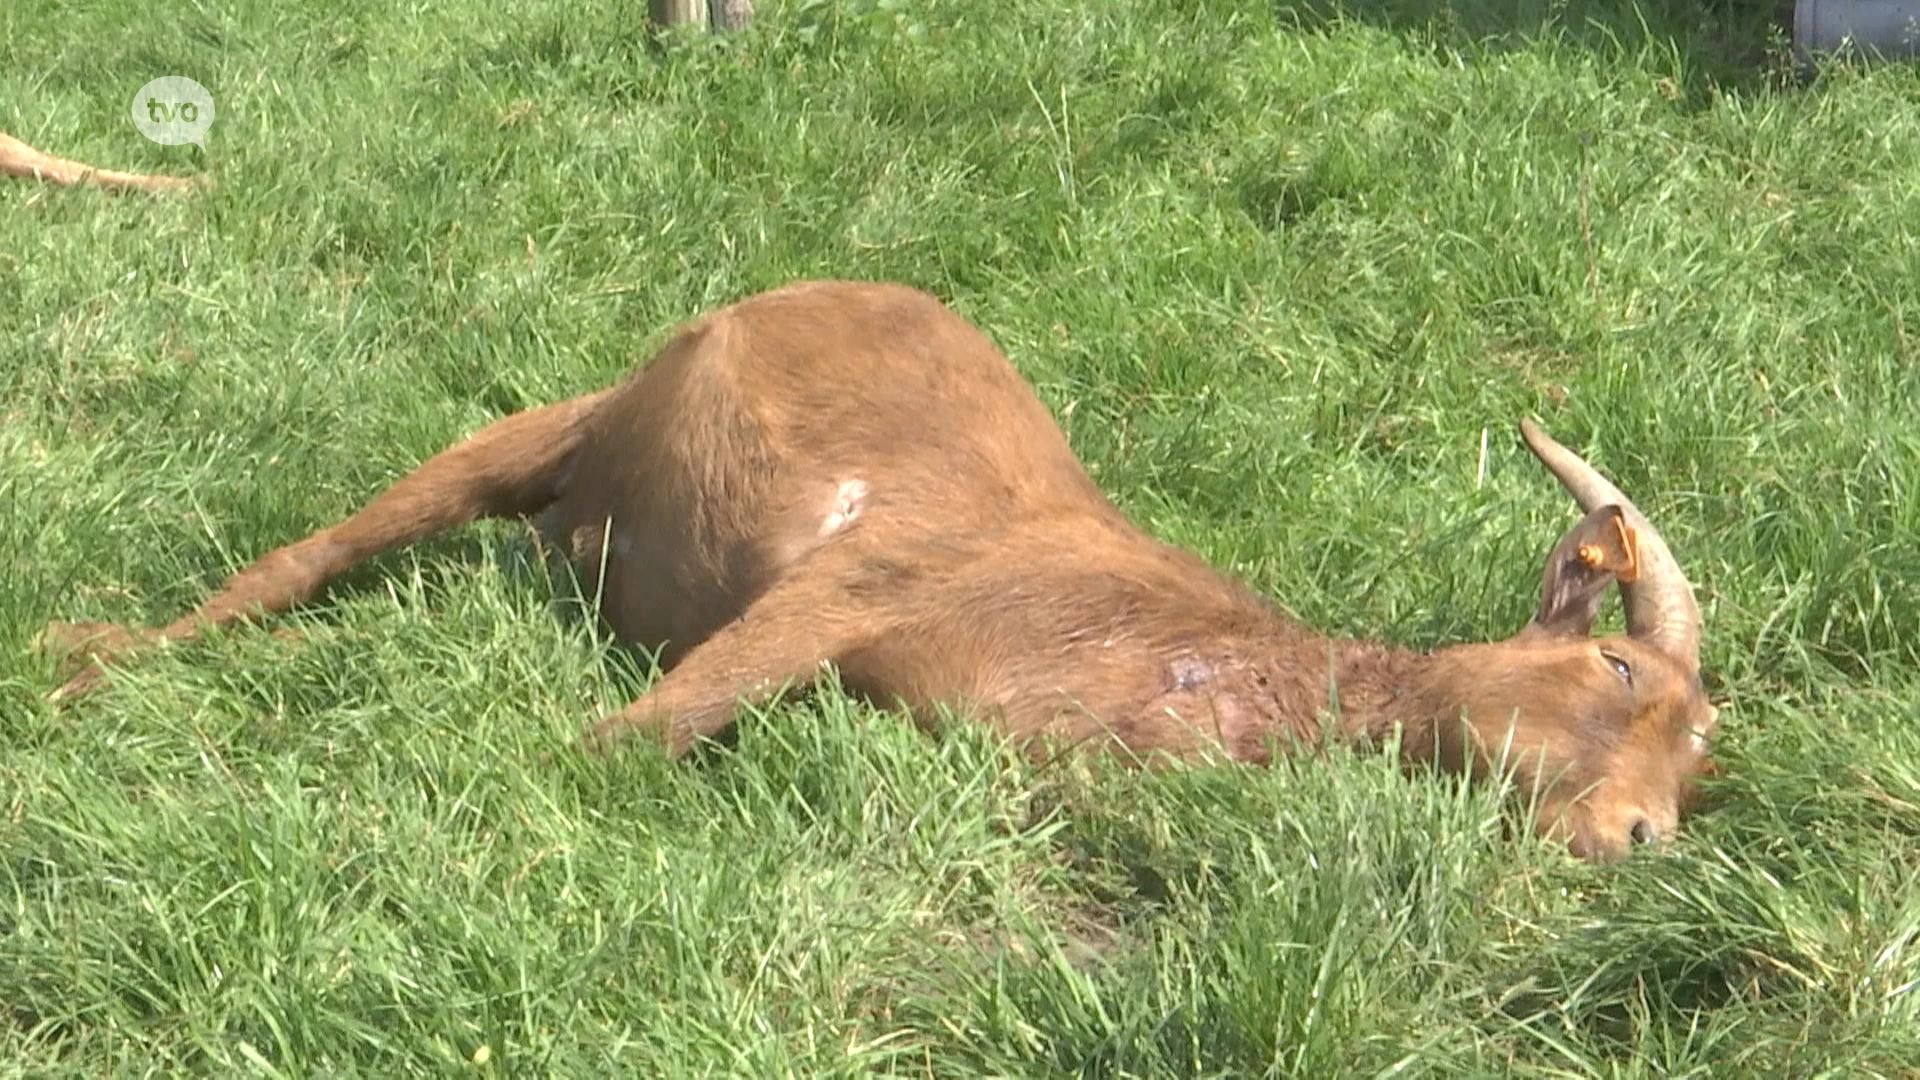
(131, 76, 215, 149)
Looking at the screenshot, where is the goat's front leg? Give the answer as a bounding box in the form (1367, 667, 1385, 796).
(583, 573, 887, 757)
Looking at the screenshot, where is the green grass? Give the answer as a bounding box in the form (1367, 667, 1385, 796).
(5, 0, 1920, 1074)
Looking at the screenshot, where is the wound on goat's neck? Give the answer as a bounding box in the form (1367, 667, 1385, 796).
(1166, 654, 1213, 691)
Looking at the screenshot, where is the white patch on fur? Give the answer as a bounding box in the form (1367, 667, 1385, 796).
(818, 478, 869, 537)
(1167, 655, 1214, 691)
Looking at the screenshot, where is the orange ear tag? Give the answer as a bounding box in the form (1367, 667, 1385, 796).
(1610, 515, 1641, 583)
(1575, 514, 1642, 581)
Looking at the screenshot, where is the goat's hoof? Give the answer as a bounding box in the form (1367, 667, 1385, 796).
(40, 620, 135, 660)
(39, 620, 160, 674)
(580, 718, 622, 756)
(580, 714, 674, 757)
(39, 621, 158, 705)
(47, 663, 110, 704)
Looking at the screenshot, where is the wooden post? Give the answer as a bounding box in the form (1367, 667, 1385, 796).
(650, 0, 751, 31)
(650, 0, 708, 27)
(710, 0, 753, 31)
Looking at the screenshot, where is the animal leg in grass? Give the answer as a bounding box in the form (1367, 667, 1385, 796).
(0, 130, 199, 193)
(45, 390, 612, 701)
(583, 580, 882, 758)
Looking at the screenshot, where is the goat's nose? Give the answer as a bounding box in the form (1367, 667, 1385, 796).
(1628, 818, 1658, 846)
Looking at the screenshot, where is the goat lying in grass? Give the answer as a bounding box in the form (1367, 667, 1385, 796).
(43, 280, 1718, 862)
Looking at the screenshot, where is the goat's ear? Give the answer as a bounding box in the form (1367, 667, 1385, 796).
(1529, 504, 1640, 638)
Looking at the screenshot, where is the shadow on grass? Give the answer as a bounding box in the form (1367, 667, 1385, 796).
(1273, 0, 1795, 86)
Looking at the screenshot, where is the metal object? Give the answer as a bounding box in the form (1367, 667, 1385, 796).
(1794, 0, 1920, 64)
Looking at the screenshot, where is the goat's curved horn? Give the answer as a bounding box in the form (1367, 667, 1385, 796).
(1519, 419, 1702, 672)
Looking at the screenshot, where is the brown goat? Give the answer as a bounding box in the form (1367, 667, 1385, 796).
(43, 281, 1718, 861)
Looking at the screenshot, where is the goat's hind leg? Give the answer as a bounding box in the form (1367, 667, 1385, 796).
(45, 389, 612, 701)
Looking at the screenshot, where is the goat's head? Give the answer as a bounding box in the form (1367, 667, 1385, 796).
(1421, 420, 1715, 863)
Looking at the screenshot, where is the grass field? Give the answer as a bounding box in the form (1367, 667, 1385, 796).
(6, 0, 1920, 1074)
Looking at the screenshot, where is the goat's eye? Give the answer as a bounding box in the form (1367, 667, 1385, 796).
(1601, 652, 1633, 685)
